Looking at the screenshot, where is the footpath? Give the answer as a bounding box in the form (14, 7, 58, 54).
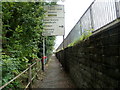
(33, 54, 76, 88)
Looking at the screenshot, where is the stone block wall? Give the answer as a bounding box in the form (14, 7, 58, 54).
(56, 22, 120, 88)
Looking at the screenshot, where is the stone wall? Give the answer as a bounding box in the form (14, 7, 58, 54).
(56, 22, 120, 88)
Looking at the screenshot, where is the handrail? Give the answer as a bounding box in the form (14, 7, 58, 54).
(0, 59, 41, 90)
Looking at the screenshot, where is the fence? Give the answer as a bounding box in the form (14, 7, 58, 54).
(56, 0, 120, 51)
(0, 59, 42, 90)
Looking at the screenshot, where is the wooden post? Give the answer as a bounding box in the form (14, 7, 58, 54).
(35, 59, 38, 70)
(36, 59, 39, 79)
(28, 64, 32, 89)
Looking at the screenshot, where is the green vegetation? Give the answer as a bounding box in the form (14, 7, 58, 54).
(68, 28, 93, 47)
(2, 2, 55, 89)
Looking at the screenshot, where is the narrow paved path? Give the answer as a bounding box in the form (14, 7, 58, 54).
(33, 54, 76, 88)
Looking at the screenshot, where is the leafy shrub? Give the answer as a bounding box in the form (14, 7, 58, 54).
(2, 2, 55, 89)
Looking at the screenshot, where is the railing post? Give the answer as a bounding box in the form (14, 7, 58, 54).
(115, 0, 120, 19)
(36, 59, 39, 79)
(90, 3, 94, 31)
(37, 59, 39, 70)
(79, 21, 82, 35)
(28, 64, 32, 89)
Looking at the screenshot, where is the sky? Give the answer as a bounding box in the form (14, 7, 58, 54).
(54, 0, 94, 50)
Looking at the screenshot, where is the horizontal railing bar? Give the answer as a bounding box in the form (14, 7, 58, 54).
(0, 68, 29, 89)
(0, 61, 37, 89)
(25, 82, 31, 90)
(24, 63, 41, 90)
(30, 62, 37, 68)
(24, 72, 39, 89)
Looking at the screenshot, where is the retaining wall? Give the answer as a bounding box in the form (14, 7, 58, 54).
(56, 22, 120, 88)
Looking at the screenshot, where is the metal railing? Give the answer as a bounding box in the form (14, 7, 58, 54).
(56, 0, 120, 51)
(0, 59, 42, 90)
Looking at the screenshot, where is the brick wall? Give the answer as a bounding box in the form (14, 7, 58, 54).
(56, 22, 120, 88)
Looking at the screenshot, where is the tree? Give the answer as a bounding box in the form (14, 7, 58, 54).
(2, 2, 55, 88)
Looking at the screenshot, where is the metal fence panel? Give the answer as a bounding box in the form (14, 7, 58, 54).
(92, 0, 117, 30)
(80, 9, 92, 34)
(56, 0, 120, 51)
(115, 0, 120, 18)
(61, 21, 81, 48)
(69, 22, 81, 43)
(119, 0, 120, 17)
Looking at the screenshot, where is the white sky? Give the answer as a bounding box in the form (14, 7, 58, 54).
(54, 0, 94, 50)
